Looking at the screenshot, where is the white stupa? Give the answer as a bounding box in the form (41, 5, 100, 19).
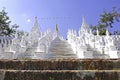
(45, 24, 77, 59)
(0, 17, 120, 59)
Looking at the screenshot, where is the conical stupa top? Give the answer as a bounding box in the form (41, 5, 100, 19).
(56, 24, 58, 33)
(56, 24, 59, 37)
(106, 29, 110, 36)
(80, 16, 90, 34)
(82, 16, 85, 23)
(31, 17, 40, 32)
(97, 29, 99, 36)
(82, 16, 87, 27)
(29, 17, 41, 39)
(34, 17, 39, 29)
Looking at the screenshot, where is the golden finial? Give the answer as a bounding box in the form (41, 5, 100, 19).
(56, 24, 58, 33)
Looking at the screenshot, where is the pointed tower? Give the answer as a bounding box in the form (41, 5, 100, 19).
(81, 16, 87, 27)
(29, 17, 41, 43)
(30, 17, 40, 34)
(106, 29, 110, 36)
(97, 29, 99, 36)
(56, 24, 59, 36)
(79, 16, 90, 36)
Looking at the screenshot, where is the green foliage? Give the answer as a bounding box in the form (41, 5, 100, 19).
(16, 30, 28, 37)
(49, 77, 54, 80)
(0, 8, 19, 36)
(91, 7, 120, 35)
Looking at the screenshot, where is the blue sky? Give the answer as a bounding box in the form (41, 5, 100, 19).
(0, 0, 120, 38)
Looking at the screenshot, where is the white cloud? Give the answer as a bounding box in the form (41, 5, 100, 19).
(27, 19, 31, 22)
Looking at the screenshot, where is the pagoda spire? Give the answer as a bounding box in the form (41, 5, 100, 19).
(31, 17, 40, 32)
(80, 16, 90, 34)
(97, 29, 99, 36)
(81, 16, 88, 30)
(29, 17, 41, 39)
(106, 29, 110, 36)
(82, 16, 85, 23)
(56, 24, 59, 36)
(81, 16, 87, 27)
(34, 17, 39, 28)
(56, 24, 58, 33)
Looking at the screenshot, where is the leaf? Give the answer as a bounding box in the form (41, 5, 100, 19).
(0, 8, 19, 36)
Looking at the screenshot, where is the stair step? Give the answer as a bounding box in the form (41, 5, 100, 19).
(0, 59, 119, 70)
(1, 70, 120, 80)
(1, 70, 120, 72)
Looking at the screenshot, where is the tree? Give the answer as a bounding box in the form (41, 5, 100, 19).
(91, 7, 120, 35)
(0, 8, 19, 36)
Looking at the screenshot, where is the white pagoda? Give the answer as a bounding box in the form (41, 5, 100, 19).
(0, 17, 120, 59)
